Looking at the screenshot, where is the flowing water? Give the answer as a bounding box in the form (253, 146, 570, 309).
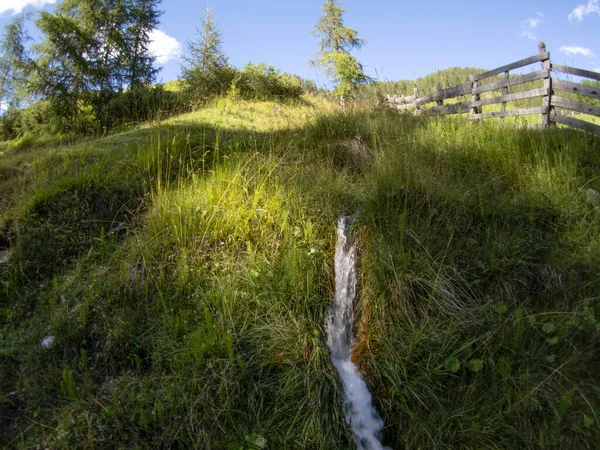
(326, 216, 390, 450)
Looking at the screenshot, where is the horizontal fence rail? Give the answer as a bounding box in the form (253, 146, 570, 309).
(385, 42, 600, 136)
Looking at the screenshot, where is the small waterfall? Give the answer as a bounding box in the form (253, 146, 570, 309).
(326, 216, 390, 450)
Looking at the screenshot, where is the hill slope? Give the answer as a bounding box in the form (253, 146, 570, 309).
(1, 96, 600, 448)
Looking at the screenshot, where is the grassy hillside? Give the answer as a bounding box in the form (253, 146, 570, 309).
(1, 96, 600, 449)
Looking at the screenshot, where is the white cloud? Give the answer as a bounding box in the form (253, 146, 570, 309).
(149, 29, 181, 65)
(524, 12, 544, 29)
(569, 0, 600, 23)
(594, 67, 600, 72)
(521, 31, 537, 41)
(0, 0, 56, 16)
(520, 12, 543, 41)
(560, 45, 595, 57)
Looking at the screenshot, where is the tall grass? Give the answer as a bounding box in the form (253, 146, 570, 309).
(1, 96, 599, 448)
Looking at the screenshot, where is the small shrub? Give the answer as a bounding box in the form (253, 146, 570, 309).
(96, 86, 190, 130)
(19, 100, 55, 136)
(183, 65, 237, 105)
(0, 108, 22, 141)
(233, 63, 304, 100)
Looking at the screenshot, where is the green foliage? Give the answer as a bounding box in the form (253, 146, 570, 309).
(181, 11, 306, 105)
(0, 100, 65, 140)
(32, 8, 98, 130)
(328, 51, 367, 98)
(0, 108, 22, 141)
(579, 80, 600, 106)
(0, 13, 32, 112)
(355, 66, 484, 102)
(18, 100, 54, 135)
(444, 356, 461, 373)
(184, 64, 237, 103)
(312, 0, 368, 98)
(94, 85, 189, 129)
(26, 0, 162, 132)
(232, 63, 304, 100)
(467, 359, 484, 373)
(123, 0, 162, 90)
(182, 7, 228, 75)
(60, 366, 77, 399)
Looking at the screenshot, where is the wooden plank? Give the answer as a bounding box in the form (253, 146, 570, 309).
(433, 81, 472, 102)
(392, 101, 416, 109)
(387, 94, 416, 104)
(551, 111, 600, 135)
(471, 87, 546, 108)
(418, 82, 473, 106)
(473, 70, 549, 95)
(553, 79, 600, 102)
(416, 92, 435, 106)
(422, 101, 472, 116)
(552, 96, 600, 118)
(551, 64, 600, 82)
(471, 106, 547, 120)
(470, 52, 549, 82)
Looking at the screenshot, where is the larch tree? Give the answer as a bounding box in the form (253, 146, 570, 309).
(124, 0, 161, 90)
(312, 0, 368, 99)
(29, 0, 162, 129)
(0, 13, 32, 113)
(33, 2, 100, 128)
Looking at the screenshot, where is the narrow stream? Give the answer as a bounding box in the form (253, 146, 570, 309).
(326, 216, 390, 450)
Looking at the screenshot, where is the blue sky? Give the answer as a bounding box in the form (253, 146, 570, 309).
(1, 0, 599, 87)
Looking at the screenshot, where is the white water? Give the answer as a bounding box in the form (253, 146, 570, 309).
(326, 216, 390, 450)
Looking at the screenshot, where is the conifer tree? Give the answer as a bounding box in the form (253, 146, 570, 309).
(94, 0, 130, 92)
(0, 13, 32, 113)
(124, 0, 161, 90)
(29, 0, 162, 129)
(312, 0, 368, 99)
(181, 7, 232, 100)
(33, 4, 99, 127)
(184, 7, 228, 73)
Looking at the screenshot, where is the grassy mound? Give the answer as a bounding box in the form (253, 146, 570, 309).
(1, 96, 599, 448)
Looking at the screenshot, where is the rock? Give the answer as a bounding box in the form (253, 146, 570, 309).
(585, 188, 600, 205)
(41, 336, 55, 349)
(344, 137, 373, 165)
(0, 249, 8, 264)
(332, 138, 373, 171)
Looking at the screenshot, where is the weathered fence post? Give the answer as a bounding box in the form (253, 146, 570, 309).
(539, 41, 554, 128)
(470, 75, 481, 123)
(435, 82, 443, 106)
(500, 71, 509, 125)
(414, 86, 420, 115)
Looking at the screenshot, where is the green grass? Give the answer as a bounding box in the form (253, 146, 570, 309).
(1, 95, 599, 449)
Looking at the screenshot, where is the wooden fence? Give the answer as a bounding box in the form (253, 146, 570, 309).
(386, 42, 600, 136)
